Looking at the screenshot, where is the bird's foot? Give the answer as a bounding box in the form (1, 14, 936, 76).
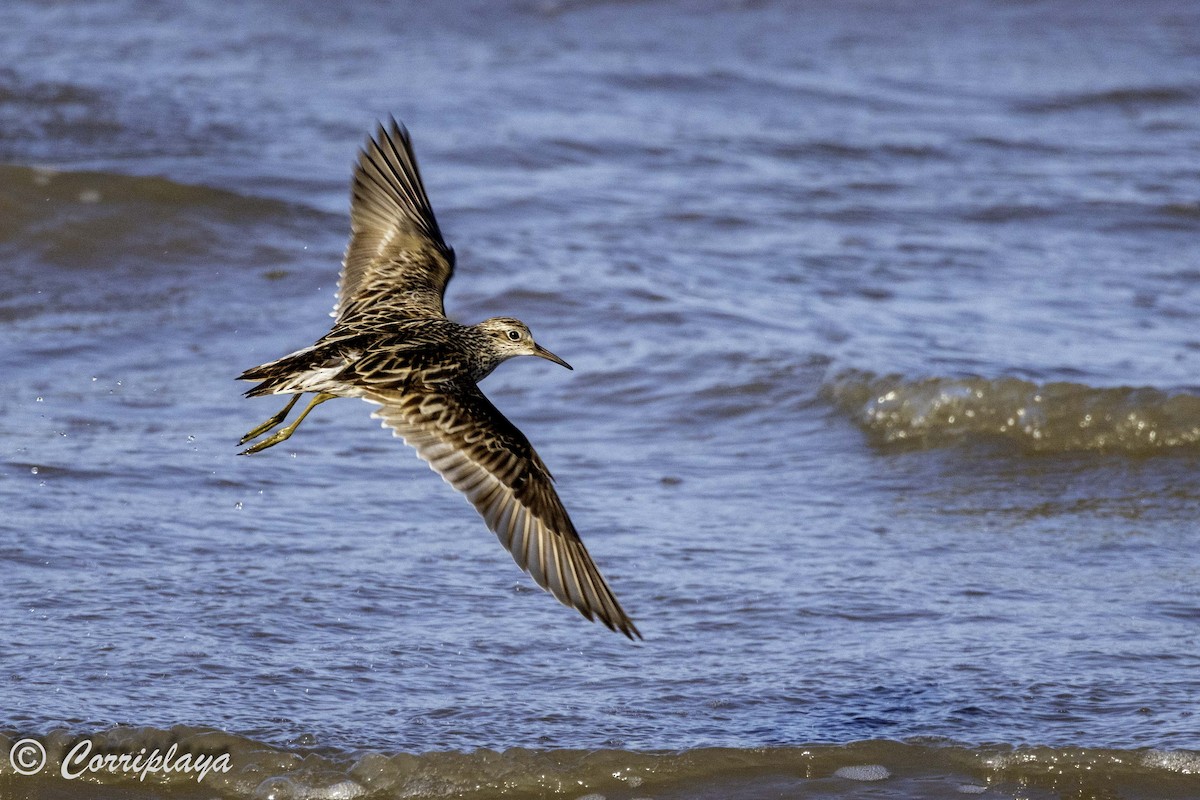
(239, 426, 296, 455)
(238, 392, 335, 455)
(239, 394, 301, 445)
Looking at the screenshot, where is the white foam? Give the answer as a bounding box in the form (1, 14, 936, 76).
(1143, 749, 1200, 775)
(834, 764, 890, 781)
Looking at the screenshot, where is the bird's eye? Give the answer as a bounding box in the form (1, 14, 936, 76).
(507, 330, 521, 341)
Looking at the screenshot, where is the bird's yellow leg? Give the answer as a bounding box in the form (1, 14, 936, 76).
(239, 394, 302, 445)
(239, 392, 335, 455)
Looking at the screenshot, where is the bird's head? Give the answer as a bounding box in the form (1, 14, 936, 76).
(477, 317, 572, 370)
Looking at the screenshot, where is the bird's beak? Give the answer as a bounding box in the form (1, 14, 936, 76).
(533, 343, 573, 370)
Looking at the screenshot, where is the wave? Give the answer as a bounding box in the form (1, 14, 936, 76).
(957, 198, 1200, 231)
(0, 162, 350, 346)
(822, 370, 1200, 454)
(1, 727, 1196, 800)
(1015, 84, 1200, 113)
(0, 162, 334, 325)
(0, 163, 318, 267)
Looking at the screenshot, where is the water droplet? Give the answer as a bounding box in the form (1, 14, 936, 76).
(35, 396, 43, 403)
(234, 501, 243, 510)
(187, 435, 196, 443)
(30, 466, 39, 475)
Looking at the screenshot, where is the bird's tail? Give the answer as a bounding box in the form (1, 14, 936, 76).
(239, 345, 337, 397)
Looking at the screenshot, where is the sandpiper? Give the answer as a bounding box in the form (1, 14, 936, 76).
(238, 119, 640, 639)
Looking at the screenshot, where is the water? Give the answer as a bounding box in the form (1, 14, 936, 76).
(2, 1, 1199, 797)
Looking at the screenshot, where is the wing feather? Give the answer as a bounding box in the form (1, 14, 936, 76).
(364, 383, 641, 639)
(335, 118, 456, 321)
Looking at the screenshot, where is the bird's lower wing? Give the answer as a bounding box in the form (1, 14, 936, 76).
(363, 382, 640, 639)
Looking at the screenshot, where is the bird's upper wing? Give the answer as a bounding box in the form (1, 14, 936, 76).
(363, 381, 641, 639)
(335, 118, 455, 322)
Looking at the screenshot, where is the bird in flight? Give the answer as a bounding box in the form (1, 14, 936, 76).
(238, 119, 640, 639)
